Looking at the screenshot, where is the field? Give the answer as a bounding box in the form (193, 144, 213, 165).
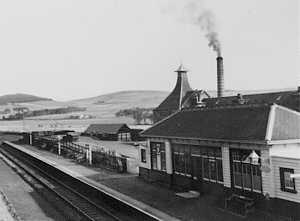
(0, 90, 169, 132)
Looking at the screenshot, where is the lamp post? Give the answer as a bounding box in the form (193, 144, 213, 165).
(290, 174, 300, 179)
(247, 150, 260, 164)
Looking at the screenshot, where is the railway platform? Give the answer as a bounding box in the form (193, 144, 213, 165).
(2, 142, 285, 221)
(2, 142, 180, 221)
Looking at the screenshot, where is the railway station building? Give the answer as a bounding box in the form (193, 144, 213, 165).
(139, 103, 300, 216)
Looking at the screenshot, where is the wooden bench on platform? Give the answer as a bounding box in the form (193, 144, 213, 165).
(225, 193, 255, 217)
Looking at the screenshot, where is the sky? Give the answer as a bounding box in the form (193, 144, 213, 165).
(0, 0, 298, 101)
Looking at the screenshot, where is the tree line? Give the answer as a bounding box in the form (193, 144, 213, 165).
(1, 106, 86, 120)
(115, 107, 154, 124)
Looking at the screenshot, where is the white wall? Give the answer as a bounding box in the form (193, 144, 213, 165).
(272, 157, 300, 203)
(261, 148, 275, 197)
(138, 139, 151, 169)
(270, 143, 300, 203)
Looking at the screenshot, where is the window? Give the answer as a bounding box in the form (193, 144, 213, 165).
(160, 148, 166, 171)
(141, 149, 146, 163)
(231, 150, 262, 192)
(150, 142, 166, 171)
(200, 147, 223, 183)
(280, 167, 297, 193)
(174, 145, 223, 182)
(118, 132, 131, 141)
(173, 144, 191, 176)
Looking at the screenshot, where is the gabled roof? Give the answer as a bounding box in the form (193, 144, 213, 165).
(142, 104, 300, 143)
(181, 90, 211, 108)
(270, 105, 300, 140)
(155, 65, 192, 111)
(85, 124, 130, 134)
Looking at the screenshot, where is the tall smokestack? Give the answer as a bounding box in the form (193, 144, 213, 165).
(217, 56, 224, 98)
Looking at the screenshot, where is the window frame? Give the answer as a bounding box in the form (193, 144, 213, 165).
(280, 167, 297, 194)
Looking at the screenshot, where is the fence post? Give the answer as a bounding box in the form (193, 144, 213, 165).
(29, 132, 32, 145)
(89, 147, 92, 165)
(85, 144, 90, 164)
(58, 141, 61, 155)
(57, 135, 62, 155)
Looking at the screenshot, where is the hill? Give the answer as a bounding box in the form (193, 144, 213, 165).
(69, 90, 169, 120)
(0, 93, 52, 105)
(72, 90, 169, 106)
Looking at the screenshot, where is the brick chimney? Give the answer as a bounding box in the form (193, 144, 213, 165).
(217, 57, 224, 98)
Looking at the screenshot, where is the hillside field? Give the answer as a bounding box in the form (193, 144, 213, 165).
(0, 90, 169, 132)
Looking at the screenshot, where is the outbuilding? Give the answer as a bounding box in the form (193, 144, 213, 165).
(84, 123, 132, 141)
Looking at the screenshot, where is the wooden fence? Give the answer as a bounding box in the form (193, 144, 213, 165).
(92, 150, 127, 173)
(32, 136, 127, 173)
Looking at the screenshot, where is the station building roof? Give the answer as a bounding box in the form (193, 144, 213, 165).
(142, 104, 300, 143)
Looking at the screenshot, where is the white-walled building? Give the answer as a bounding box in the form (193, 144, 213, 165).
(139, 103, 300, 218)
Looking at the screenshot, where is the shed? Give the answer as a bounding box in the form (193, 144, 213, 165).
(84, 124, 132, 141)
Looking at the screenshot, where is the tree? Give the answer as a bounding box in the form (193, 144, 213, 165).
(115, 107, 154, 124)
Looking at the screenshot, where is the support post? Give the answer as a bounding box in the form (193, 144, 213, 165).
(85, 144, 92, 165)
(165, 140, 172, 174)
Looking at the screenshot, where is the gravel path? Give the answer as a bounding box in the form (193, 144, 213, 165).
(0, 193, 14, 221)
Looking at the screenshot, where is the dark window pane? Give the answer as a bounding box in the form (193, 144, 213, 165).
(173, 153, 179, 172)
(141, 149, 146, 163)
(203, 158, 209, 179)
(233, 162, 242, 187)
(161, 148, 166, 171)
(217, 159, 223, 182)
(215, 148, 222, 158)
(192, 156, 202, 178)
(243, 164, 252, 189)
(253, 164, 262, 191)
(209, 160, 217, 180)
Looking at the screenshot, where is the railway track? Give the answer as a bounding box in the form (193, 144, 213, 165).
(0, 147, 120, 221)
(0, 143, 158, 221)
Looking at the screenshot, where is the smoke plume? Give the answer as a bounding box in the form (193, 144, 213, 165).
(184, 1, 221, 56)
